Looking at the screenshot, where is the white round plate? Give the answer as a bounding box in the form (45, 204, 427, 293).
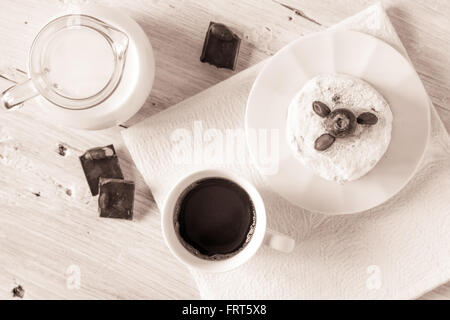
(245, 31, 430, 215)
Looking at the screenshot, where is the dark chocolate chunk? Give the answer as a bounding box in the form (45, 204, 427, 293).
(12, 285, 25, 298)
(200, 22, 241, 70)
(57, 144, 68, 156)
(79, 145, 124, 196)
(98, 178, 135, 220)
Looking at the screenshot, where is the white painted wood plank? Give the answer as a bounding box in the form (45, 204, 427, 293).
(0, 0, 448, 299)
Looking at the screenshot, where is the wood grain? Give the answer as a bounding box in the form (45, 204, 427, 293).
(0, 0, 448, 299)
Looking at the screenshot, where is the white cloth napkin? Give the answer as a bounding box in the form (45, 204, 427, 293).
(122, 3, 450, 299)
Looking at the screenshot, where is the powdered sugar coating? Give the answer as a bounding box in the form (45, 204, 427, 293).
(286, 74, 393, 183)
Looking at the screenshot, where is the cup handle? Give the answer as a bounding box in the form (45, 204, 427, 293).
(1, 79, 39, 110)
(264, 228, 295, 253)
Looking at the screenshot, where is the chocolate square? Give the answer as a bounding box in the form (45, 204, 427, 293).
(79, 145, 124, 196)
(98, 178, 134, 220)
(200, 22, 241, 70)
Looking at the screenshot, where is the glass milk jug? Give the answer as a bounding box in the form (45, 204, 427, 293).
(1, 5, 155, 130)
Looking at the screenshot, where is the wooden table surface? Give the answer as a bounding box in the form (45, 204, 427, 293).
(0, 0, 449, 300)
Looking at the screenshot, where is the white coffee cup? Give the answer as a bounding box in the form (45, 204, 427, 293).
(161, 169, 295, 272)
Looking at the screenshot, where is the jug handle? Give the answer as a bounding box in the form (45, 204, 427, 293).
(1, 78, 39, 110)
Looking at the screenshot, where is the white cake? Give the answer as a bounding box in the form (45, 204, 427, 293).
(286, 74, 393, 183)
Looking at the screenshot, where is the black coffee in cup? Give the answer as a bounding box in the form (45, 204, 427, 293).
(174, 178, 256, 260)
